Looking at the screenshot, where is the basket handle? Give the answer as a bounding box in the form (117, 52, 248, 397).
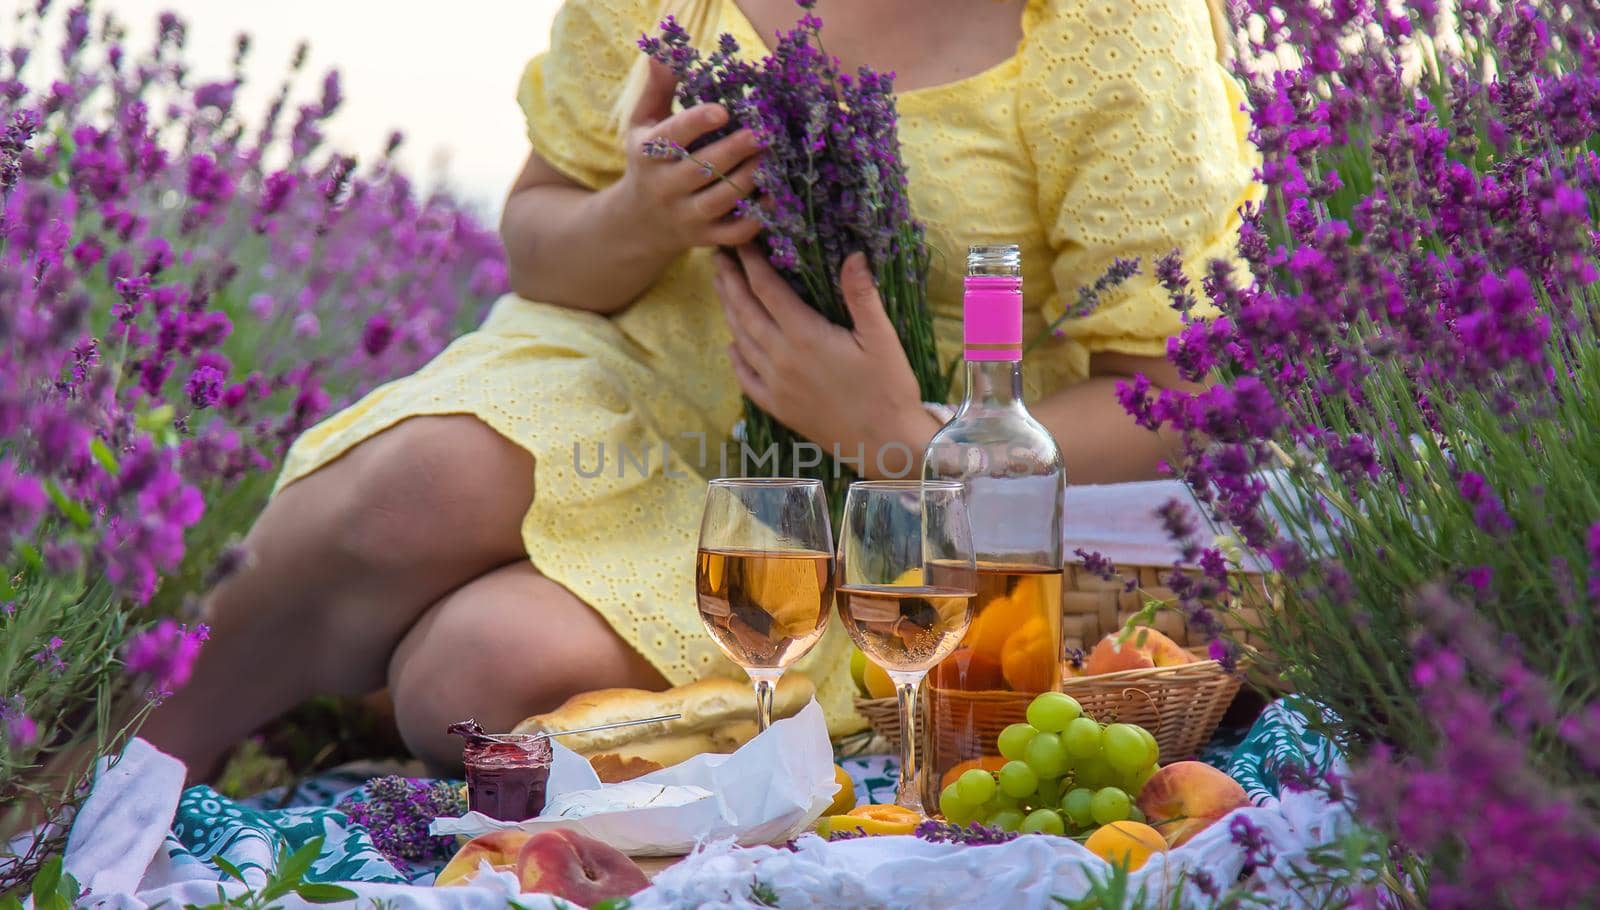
(1116, 685, 1159, 719)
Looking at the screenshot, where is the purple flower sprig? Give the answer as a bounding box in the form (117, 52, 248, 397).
(1036, 257, 1141, 346)
(121, 620, 210, 703)
(911, 819, 1020, 846)
(336, 776, 466, 870)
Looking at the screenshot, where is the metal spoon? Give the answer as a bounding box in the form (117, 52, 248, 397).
(477, 713, 682, 746)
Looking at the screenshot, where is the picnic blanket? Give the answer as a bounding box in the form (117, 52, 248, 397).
(50, 696, 1345, 908)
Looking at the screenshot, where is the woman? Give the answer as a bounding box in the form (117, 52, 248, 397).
(143, 0, 1257, 774)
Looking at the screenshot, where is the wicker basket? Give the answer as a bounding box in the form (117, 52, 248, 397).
(852, 561, 1265, 759)
(1061, 563, 1276, 657)
(853, 656, 1240, 761)
(1060, 657, 1242, 759)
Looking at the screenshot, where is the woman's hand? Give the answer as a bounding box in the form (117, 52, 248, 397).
(615, 59, 765, 256)
(715, 245, 942, 478)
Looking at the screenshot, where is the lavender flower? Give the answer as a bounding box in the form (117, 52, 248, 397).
(336, 775, 465, 869)
(121, 620, 209, 701)
(1155, 498, 1198, 549)
(1456, 472, 1515, 536)
(1073, 548, 1119, 582)
(184, 364, 224, 409)
(0, 695, 37, 748)
(911, 819, 1019, 846)
(30, 636, 65, 675)
(640, 136, 684, 161)
(0, 459, 46, 543)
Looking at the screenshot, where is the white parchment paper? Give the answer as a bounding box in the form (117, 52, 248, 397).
(430, 700, 837, 856)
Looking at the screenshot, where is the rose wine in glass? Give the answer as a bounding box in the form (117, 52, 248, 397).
(695, 478, 834, 731)
(836, 480, 976, 812)
(921, 242, 1066, 812)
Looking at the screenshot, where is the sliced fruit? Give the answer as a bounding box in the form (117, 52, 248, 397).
(818, 803, 922, 837)
(825, 764, 858, 816)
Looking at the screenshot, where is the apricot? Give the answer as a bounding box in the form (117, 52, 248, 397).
(1084, 821, 1168, 871)
(938, 755, 1008, 792)
(862, 659, 897, 699)
(962, 593, 1030, 662)
(1136, 761, 1250, 847)
(515, 829, 649, 905)
(1000, 616, 1058, 692)
(927, 646, 1007, 691)
(825, 764, 858, 816)
(850, 648, 869, 696)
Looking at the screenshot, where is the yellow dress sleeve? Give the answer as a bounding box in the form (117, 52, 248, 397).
(1018, 0, 1260, 368)
(517, 0, 655, 190)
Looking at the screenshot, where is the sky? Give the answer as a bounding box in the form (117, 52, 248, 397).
(2, 0, 570, 218)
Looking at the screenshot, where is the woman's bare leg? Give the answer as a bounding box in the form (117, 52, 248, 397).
(387, 562, 669, 771)
(142, 415, 538, 778)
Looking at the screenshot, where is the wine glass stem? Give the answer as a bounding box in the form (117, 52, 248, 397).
(890, 673, 925, 813)
(750, 670, 780, 732)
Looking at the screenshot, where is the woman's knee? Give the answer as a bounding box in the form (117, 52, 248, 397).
(386, 564, 668, 765)
(334, 415, 534, 575)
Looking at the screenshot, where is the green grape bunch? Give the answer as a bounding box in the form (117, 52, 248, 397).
(937, 693, 1161, 838)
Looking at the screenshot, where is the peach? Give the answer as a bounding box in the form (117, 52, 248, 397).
(1136, 761, 1250, 847)
(435, 830, 531, 886)
(1082, 627, 1195, 676)
(515, 829, 649, 905)
(1140, 628, 1197, 667)
(1083, 636, 1155, 676)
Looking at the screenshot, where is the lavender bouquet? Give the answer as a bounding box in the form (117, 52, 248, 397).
(640, 0, 946, 503)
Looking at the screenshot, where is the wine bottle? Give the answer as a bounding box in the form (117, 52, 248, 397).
(919, 242, 1065, 810)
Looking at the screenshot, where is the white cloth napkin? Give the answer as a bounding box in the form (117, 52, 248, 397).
(1064, 477, 1278, 573)
(627, 784, 1355, 910)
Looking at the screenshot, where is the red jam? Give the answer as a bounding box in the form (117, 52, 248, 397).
(448, 720, 552, 821)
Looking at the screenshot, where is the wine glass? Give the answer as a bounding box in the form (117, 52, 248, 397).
(695, 478, 834, 732)
(835, 479, 976, 812)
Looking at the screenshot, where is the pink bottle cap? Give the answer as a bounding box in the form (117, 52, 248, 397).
(963, 275, 1023, 361)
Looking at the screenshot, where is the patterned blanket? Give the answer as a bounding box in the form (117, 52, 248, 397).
(165, 696, 1340, 886)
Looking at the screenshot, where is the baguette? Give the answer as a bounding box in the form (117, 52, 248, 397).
(512, 673, 813, 755)
(587, 718, 760, 769)
(588, 753, 663, 784)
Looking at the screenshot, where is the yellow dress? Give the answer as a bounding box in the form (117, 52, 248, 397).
(275, 0, 1259, 737)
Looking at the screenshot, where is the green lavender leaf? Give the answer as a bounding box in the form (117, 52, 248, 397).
(295, 884, 359, 903)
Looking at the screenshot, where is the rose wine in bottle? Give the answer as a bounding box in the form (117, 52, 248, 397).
(920, 242, 1065, 811)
